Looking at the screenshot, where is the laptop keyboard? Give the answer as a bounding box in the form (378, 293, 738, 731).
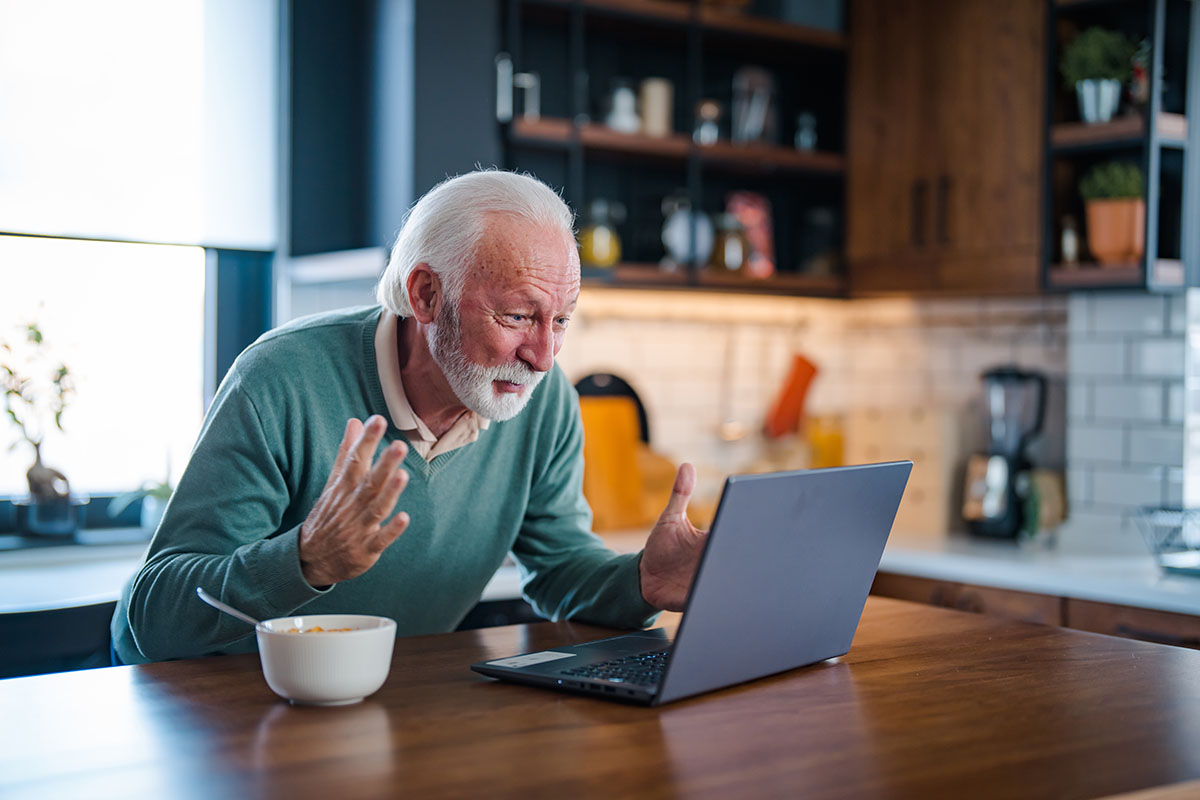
(560, 648, 670, 686)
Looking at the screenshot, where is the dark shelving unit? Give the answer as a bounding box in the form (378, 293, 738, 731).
(1042, 0, 1198, 292)
(501, 0, 847, 296)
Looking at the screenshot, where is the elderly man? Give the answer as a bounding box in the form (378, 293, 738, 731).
(111, 170, 707, 664)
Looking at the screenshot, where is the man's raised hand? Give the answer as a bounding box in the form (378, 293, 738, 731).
(298, 416, 410, 587)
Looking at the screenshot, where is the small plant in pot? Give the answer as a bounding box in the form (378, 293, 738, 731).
(1061, 27, 1137, 124)
(108, 476, 173, 533)
(1, 323, 84, 535)
(1079, 161, 1145, 266)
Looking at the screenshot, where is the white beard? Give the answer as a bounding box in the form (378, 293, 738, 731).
(426, 302, 547, 422)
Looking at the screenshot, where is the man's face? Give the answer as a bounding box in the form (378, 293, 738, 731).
(427, 219, 580, 421)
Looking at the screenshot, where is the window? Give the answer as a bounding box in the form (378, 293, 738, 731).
(0, 235, 206, 497)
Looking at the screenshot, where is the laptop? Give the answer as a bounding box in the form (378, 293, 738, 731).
(471, 461, 912, 706)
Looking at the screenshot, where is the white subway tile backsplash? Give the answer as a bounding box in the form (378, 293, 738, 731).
(1093, 383, 1164, 422)
(1090, 466, 1166, 507)
(1068, 293, 1091, 334)
(1126, 426, 1184, 466)
(1167, 467, 1184, 506)
(1169, 294, 1187, 334)
(1168, 382, 1185, 423)
(1091, 293, 1169, 335)
(1068, 340, 1127, 378)
(1067, 467, 1090, 504)
(1068, 383, 1090, 420)
(1131, 339, 1185, 378)
(1066, 423, 1124, 463)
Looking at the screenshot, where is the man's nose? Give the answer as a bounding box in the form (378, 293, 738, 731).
(517, 324, 555, 373)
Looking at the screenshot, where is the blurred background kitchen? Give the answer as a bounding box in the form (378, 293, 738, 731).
(3, 0, 1200, 678)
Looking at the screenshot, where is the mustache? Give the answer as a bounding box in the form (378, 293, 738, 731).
(484, 361, 544, 384)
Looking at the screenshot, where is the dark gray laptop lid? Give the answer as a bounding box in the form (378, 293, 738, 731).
(656, 461, 911, 705)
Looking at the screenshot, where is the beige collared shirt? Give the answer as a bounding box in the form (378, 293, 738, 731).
(374, 312, 490, 461)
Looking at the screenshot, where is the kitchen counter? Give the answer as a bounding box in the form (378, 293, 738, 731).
(3, 527, 1197, 620)
(879, 532, 1200, 616)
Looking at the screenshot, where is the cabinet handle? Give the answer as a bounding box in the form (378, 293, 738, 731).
(935, 175, 950, 245)
(911, 179, 927, 247)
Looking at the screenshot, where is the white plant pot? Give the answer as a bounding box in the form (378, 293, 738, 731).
(1076, 79, 1122, 124)
(141, 495, 167, 532)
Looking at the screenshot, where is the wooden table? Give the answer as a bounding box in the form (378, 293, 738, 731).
(5, 597, 1200, 799)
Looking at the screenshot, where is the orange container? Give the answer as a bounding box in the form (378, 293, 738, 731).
(1085, 198, 1145, 265)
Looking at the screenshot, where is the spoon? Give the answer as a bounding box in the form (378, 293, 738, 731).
(195, 586, 261, 628)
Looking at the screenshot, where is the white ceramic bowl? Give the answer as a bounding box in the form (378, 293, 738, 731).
(256, 614, 397, 705)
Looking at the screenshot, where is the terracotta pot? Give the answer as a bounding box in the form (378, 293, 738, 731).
(1085, 198, 1145, 265)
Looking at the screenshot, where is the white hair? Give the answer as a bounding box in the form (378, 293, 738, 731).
(376, 170, 575, 316)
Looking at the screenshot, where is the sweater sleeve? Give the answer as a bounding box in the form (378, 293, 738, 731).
(509, 381, 660, 629)
(122, 372, 327, 662)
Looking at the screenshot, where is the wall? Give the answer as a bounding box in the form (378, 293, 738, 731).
(1062, 292, 1186, 554)
(556, 289, 1068, 515)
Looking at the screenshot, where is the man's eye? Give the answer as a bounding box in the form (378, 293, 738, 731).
(508, 314, 527, 323)
(556, 317, 571, 328)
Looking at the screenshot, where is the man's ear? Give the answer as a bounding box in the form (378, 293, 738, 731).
(406, 264, 441, 324)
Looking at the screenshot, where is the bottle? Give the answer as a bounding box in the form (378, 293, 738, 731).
(579, 199, 624, 268)
(794, 111, 817, 151)
(1061, 215, 1079, 265)
(709, 214, 750, 274)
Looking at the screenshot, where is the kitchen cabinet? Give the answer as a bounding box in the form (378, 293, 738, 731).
(871, 572, 1064, 626)
(873, 571, 1200, 650)
(1065, 597, 1200, 650)
(846, 0, 1045, 296)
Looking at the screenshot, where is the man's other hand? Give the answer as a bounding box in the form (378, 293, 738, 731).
(299, 416, 411, 587)
(639, 462, 707, 611)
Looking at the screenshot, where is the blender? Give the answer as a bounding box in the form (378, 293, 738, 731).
(963, 366, 1047, 538)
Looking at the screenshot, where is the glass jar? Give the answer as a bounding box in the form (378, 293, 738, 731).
(709, 213, 750, 274)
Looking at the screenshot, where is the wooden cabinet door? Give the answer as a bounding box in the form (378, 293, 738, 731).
(932, 0, 1044, 294)
(871, 572, 1063, 626)
(848, 0, 1044, 295)
(846, 0, 929, 275)
(1065, 599, 1200, 650)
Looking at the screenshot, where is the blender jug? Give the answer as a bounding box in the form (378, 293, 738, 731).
(964, 366, 1047, 538)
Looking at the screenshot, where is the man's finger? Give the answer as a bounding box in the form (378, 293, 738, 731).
(365, 464, 409, 523)
(323, 418, 364, 491)
(365, 439, 408, 496)
(660, 462, 695, 520)
(344, 415, 388, 480)
(373, 510, 410, 553)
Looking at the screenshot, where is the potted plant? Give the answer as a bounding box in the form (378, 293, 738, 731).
(1, 322, 84, 535)
(1079, 161, 1145, 265)
(1061, 27, 1137, 124)
(109, 477, 173, 533)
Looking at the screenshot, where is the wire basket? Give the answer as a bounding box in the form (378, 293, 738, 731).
(1134, 507, 1200, 577)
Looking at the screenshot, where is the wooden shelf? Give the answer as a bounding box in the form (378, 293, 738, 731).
(1047, 264, 1143, 288)
(525, 0, 845, 50)
(697, 270, 844, 295)
(698, 7, 845, 50)
(578, 124, 691, 159)
(583, 263, 844, 296)
(509, 117, 572, 148)
(512, 118, 844, 174)
(699, 140, 844, 174)
(1050, 113, 1188, 151)
(1047, 259, 1183, 288)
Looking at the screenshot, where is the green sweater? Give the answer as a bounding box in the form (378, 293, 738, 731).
(111, 306, 657, 664)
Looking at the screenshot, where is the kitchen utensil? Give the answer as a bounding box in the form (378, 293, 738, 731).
(962, 366, 1047, 538)
(196, 586, 260, 627)
(764, 354, 818, 439)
